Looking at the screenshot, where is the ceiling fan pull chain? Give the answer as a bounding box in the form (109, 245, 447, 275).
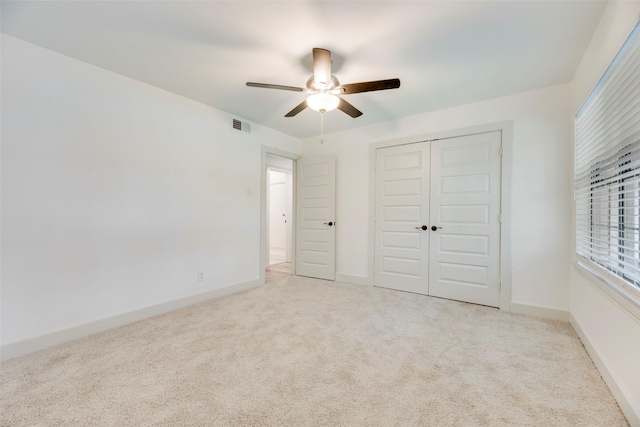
(320, 112, 324, 144)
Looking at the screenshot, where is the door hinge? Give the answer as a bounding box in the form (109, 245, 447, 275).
(499, 281, 502, 291)
(498, 146, 503, 157)
(499, 214, 503, 224)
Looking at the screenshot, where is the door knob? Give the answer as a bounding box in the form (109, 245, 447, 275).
(431, 225, 442, 231)
(415, 225, 428, 231)
(324, 221, 334, 226)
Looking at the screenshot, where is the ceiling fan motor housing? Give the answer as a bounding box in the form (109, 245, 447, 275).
(306, 75, 340, 92)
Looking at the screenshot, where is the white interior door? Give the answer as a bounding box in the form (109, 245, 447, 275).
(373, 131, 502, 307)
(374, 143, 430, 293)
(429, 132, 502, 307)
(296, 156, 336, 280)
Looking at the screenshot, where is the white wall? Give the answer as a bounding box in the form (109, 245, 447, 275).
(0, 35, 300, 349)
(568, 1, 640, 423)
(301, 83, 572, 312)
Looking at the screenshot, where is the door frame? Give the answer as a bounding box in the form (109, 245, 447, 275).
(266, 166, 293, 266)
(367, 121, 514, 311)
(260, 146, 300, 284)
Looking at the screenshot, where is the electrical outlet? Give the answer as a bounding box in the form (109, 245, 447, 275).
(198, 272, 204, 282)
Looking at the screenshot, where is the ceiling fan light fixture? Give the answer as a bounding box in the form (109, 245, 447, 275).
(307, 93, 339, 113)
(246, 47, 400, 119)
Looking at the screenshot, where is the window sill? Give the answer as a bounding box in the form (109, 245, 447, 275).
(573, 258, 640, 323)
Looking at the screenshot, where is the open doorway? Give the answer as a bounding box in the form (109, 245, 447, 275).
(265, 154, 294, 283)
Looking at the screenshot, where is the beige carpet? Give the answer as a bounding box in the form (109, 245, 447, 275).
(0, 276, 628, 426)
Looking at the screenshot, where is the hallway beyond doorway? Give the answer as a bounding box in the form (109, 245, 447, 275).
(265, 262, 292, 283)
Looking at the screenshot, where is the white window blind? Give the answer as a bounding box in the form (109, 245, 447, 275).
(575, 21, 640, 298)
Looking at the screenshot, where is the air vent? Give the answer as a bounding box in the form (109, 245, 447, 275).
(232, 118, 251, 133)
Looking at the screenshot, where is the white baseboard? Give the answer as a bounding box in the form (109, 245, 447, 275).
(1, 278, 263, 361)
(510, 302, 570, 321)
(570, 313, 640, 426)
(335, 273, 370, 286)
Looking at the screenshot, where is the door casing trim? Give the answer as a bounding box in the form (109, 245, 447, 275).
(367, 121, 513, 311)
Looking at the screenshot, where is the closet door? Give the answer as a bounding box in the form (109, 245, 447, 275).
(428, 131, 502, 307)
(374, 143, 430, 294)
(373, 131, 502, 307)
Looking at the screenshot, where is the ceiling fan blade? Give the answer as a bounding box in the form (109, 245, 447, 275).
(285, 100, 308, 117)
(246, 82, 304, 92)
(312, 48, 332, 89)
(340, 78, 401, 95)
(337, 98, 363, 118)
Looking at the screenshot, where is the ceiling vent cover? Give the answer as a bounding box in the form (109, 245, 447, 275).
(232, 118, 251, 133)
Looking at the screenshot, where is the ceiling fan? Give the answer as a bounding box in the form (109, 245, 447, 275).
(246, 48, 401, 118)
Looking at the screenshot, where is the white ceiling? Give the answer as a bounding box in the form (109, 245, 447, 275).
(1, 1, 607, 139)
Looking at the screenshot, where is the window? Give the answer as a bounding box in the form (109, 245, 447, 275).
(575, 20, 640, 306)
